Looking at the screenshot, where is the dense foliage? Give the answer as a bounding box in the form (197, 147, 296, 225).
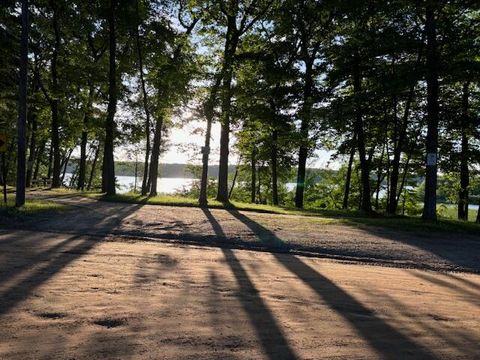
(3, 0, 480, 221)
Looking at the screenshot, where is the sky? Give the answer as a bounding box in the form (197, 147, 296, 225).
(147, 120, 340, 169)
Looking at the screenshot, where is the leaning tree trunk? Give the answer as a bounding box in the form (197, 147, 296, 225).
(458, 82, 470, 221)
(422, 4, 440, 221)
(352, 51, 372, 213)
(102, 0, 117, 196)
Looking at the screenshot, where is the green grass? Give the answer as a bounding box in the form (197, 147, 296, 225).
(83, 192, 362, 217)
(437, 203, 478, 223)
(0, 196, 70, 220)
(77, 191, 480, 234)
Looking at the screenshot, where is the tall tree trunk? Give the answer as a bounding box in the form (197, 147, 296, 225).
(216, 68, 233, 202)
(26, 112, 37, 188)
(77, 85, 93, 190)
(251, 148, 256, 204)
(343, 141, 355, 209)
(148, 116, 163, 196)
(102, 0, 117, 196)
(458, 82, 470, 221)
(16, 0, 28, 207)
(49, 0, 61, 188)
(199, 75, 221, 206)
(135, 0, 152, 196)
(352, 51, 372, 212)
(295, 63, 314, 208)
(216, 19, 239, 203)
(422, 4, 439, 221)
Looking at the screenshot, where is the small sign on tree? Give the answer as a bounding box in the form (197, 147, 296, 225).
(426, 153, 437, 166)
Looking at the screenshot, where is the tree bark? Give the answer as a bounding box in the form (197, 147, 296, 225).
(458, 82, 470, 221)
(148, 116, 163, 196)
(16, 0, 28, 207)
(295, 62, 314, 208)
(49, 0, 61, 188)
(352, 51, 372, 212)
(216, 16, 239, 203)
(102, 0, 117, 196)
(422, 4, 439, 221)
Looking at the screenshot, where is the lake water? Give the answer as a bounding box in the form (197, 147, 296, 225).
(65, 174, 298, 194)
(64, 174, 197, 194)
(115, 176, 198, 193)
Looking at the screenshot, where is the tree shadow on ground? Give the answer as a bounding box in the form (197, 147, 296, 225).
(343, 221, 480, 273)
(0, 202, 143, 317)
(218, 202, 480, 273)
(202, 208, 439, 359)
(202, 208, 298, 360)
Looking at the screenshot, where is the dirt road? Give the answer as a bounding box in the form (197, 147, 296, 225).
(13, 193, 480, 273)
(0, 229, 479, 359)
(1, 194, 479, 359)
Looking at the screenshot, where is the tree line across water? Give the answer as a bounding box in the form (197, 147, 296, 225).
(2, 0, 480, 222)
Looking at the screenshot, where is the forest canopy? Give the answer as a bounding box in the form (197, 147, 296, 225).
(2, 0, 480, 222)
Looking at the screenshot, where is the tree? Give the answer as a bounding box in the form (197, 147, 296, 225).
(16, 0, 29, 207)
(101, 0, 118, 195)
(422, 2, 440, 221)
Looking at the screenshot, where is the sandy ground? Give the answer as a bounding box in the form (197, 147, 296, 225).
(0, 229, 479, 359)
(1, 193, 479, 359)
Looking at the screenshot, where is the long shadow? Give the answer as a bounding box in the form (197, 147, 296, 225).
(0, 202, 143, 317)
(411, 271, 480, 305)
(361, 288, 480, 358)
(224, 209, 437, 359)
(202, 208, 298, 360)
